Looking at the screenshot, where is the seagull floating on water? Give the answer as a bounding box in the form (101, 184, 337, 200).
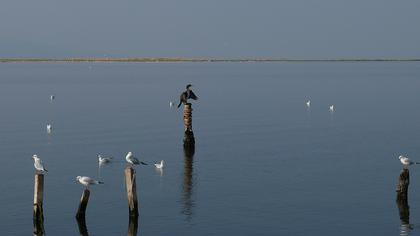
(306, 100, 311, 107)
(76, 176, 103, 188)
(125, 151, 148, 165)
(32, 154, 48, 173)
(399, 155, 420, 166)
(169, 101, 174, 108)
(154, 160, 165, 169)
(47, 124, 52, 133)
(98, 155, 113, 165)
(329, 105, 334, 112)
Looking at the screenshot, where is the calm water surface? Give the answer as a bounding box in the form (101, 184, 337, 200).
(0, 62, 420, 235)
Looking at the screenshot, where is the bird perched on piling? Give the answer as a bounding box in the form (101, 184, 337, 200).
(32, 154, 48, 173)
(399, 155, 420, 166)
(125, 151, 148, 165)
(177, 84, 198, 108)
(76, 176, 103, 188)
(98, 155, 113, 165)
(154, 160, 165, 169)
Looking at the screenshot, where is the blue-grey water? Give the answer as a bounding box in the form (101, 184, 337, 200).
(0, 62, 420, 235)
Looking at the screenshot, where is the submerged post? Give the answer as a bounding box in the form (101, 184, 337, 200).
(76, 189, 90, 219)
(125, 166, 139, 217)
(33, 173, 45, 235)
(183, 103, 195, 147)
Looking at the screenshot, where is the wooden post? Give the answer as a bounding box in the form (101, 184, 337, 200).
(33, 173, 45, 235)
(125, 167, 139, 217)
(76, 189, 90, 219)
(183, 103, 193, 132)
(33, 174, 44, 221)
(127, 215, 138, 236)
(183, 103, 195, 147)
(396, 168, 410, 231)
(396, 169, 409, 196)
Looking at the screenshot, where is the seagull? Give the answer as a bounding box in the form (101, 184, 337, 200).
(98, 155, 113, 165)
(50, 95, 55, 101)
(32, 154, 48, 173)
(399, 155, 419, 166)
(125, 151, 148, 165)
(329, 105, 334, 112)
(177, 84, 198, 108)
(154, 160, 165, 169)
(169, 101, 174, 108)
(47, 124, 52, 134)
(76, 176, 103, 188)
(306, 100, 311, 107)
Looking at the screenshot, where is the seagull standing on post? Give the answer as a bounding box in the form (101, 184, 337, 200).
(177, 84, 198, 108)
(76, 176, 103, 189)
(399, 155, 420, 166)
(32, 154, 48, 173)
(125, 151, 148, 166)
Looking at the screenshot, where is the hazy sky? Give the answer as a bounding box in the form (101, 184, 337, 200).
(1, 0, 419, 58)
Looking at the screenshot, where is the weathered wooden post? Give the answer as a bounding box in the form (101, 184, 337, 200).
(183, 103, 195, 147)
(76, 189, 90, 219)
(396, 169, 409, 196)
(125, 166, 139, 217)
(33, 173, 45, 235)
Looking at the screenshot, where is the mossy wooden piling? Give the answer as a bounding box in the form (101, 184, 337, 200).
(125, 166, 139, 217)
(76, 189, 90, 219)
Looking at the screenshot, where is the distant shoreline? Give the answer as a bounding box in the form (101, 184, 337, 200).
(1, 58, 420, 63)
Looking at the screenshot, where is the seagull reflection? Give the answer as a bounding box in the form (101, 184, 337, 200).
(181, 144, 195, 221)
(396, 169, 413, 236)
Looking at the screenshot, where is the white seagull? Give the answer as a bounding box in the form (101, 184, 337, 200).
(50, 95, 55, 101)
(98, 155, 113, 165)
(32, 154, 48, 173)
(47, 124, 52, 134)
(329, 105, 334, 112)
(169, 101, 174, 108)
(399, 155, 419, 166)
(306, 100, 311, 107)
(154, 160, 165, 169)
(76, 176, 103, 188)
(125, 151, 148, 165)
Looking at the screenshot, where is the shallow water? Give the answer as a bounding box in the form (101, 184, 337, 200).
(0, 62, 420, 235)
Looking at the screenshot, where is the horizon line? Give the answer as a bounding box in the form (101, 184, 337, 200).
(1, 57, 420, 63)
